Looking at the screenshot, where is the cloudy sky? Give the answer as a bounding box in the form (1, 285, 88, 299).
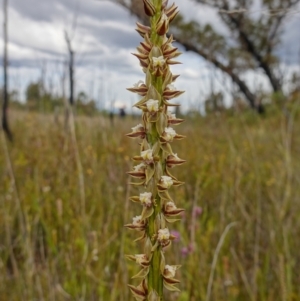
(0, 0, 300, 111)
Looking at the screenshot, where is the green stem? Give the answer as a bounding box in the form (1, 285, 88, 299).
(147, 1, 165, 299)
(148, 194, 163, 299)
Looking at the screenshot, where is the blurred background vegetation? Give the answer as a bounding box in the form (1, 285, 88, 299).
(1, 105, 300, 300)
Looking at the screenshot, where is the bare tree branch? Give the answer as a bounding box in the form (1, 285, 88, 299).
(195, 0, 300, 93)
(223, 10, 282, 91)
(107, 0, 262, 111)
(64, 31, 75, 106)
(178, 37, 257, 110)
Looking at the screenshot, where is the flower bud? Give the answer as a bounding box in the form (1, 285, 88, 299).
(143, 0, 156, 16)
(133, 52, 150, 68)
(128, 280, 148, 300)
(156, 13, 169, 35)
(144, 237, 153, 256)
(136, 22, 151, 38)
(165, 3, 179, 23)
(148, 290, 160, 301)
(162, 42, 181, 59)
(162, 0, 169, 9)
(172, 74, 180, 82)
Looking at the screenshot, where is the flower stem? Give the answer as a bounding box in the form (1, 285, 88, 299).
(126, 0, 184, 299)
(147, 1, 165, 297)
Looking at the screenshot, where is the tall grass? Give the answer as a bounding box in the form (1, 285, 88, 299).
(0, 107, 299, 300)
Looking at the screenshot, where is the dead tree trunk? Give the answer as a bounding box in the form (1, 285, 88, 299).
(69, 49, 74, 106)
(65, 32, 74, 106)
(114, 0, 264, 113)
(2, 0, 12, 141)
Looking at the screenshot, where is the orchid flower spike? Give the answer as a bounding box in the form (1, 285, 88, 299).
(126, 0, 185, 299)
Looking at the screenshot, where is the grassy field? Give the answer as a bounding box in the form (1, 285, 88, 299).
(0, 106, 299, 301)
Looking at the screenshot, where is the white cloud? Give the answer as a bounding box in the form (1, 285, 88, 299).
(0, 0, 299, 112)
(182, 68, 200, 79)
(6, 9, 66, 56)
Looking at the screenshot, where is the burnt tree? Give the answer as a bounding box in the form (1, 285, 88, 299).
(2, 0, 12, 140)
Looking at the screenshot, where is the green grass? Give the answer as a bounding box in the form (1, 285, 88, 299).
(0, 106, 300, 301)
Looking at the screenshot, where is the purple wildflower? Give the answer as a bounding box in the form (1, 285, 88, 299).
(181, 247, 189, 257)
(170, 230, 180, 242)
(192, 206, 202, 217)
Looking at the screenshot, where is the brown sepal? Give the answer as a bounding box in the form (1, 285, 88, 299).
(168, 118, 184, 125)
(127, 84, 148, 96)
(162, 0, 169, 9)
(127, 171, 146, 179)
(143, 0, 156, 16)
(136, 22, 151, 38)
(167, 59, 181, 65)
(166, 4, 179, 23)
(126, 131, 146, 139)
(172, 74, 180, 82)
(163, 89, 185, 100)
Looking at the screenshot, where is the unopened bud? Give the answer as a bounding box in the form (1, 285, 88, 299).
(156, 13, 169, 35)
(143, 0, 156, 16)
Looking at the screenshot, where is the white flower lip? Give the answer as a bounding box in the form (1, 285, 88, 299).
(132, 123, 143, 133)
(152, 56, 166, 67)
(166, 201, 177, 210)
(158, 228, 170, 241)
(146, 99, 159, 112)
(173, 153, 180, 160)
(135, 254, 147, 264)
(167, 110, 176, 120)
(164, 265, 176, 278)
(161, 13, 168, 21)
(139, 192, 152, 207)
(132, 215, 142, 226)
(133, 163, 146, 171)
(163, 127, 176, 141)
(161, 175, 173, 188)
(167, 84, 176, 91)
(133, 80, 144, 88)
(141, 149, 153, 161)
